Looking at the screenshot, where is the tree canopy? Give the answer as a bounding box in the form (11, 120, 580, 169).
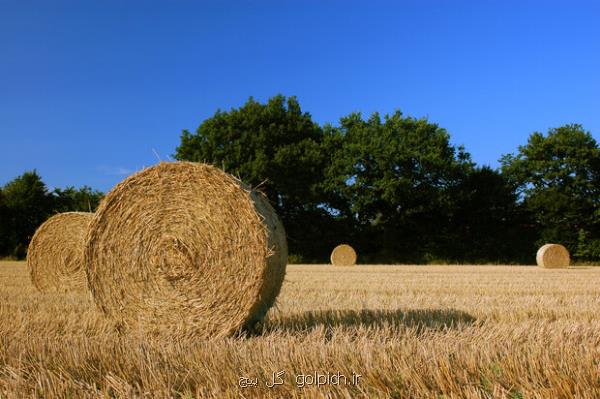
(175, 95, 575, 263)
(501, 124, 600, 259)
(321, 111, 524, 263)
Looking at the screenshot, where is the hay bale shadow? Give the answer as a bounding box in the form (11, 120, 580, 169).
(248, 308, 476, 336)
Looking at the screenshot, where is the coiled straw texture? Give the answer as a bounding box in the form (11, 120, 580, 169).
(330, 244, 357, 266)
(27, 212, 93, 292)
(84, 162, 287, 338)
(536, 243, 570, 268)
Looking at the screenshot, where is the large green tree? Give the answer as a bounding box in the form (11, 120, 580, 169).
(175, 95, 335, 261)
(1, 171, 53, 258)
(322, 111, 476, 262)
(500, 124, 600, 259)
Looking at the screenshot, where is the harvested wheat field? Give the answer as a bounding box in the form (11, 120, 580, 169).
(1, 261, 600, 398)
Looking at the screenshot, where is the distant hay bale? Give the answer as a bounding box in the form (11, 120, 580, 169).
(536, 244, 570, 268)
(330, 244, 357, 266)
(84, 161, 287, 338)
(27, 212, 93, 292)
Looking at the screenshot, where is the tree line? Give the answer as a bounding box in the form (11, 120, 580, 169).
(2, 94, 598, 263)
(176, 95, 600, 264)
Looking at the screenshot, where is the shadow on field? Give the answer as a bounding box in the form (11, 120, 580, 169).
(257, 308, 476, 335)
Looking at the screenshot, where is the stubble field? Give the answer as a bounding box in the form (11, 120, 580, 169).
(1, 261, 599, 398)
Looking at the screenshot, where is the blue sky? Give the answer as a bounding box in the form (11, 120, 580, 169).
(2, 1, 599, 192)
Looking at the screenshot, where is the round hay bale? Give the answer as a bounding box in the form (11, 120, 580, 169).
(84, 161, 287, 338)
(27, 212, 93, 292)
(536, 243, 570, 268)
(330, 244, 357, 266)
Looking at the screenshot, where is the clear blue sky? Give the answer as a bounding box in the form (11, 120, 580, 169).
(2, 1, 599, 192)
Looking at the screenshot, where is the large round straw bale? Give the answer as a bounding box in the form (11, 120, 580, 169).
(84, 161, 287, 338)
(330, 244, 357, 266)
(27, 212, 93, 292)
(536, 243, 570, 268)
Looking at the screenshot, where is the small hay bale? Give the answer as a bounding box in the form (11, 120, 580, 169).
(84, 161, 287, 338)
(330, 244, 357, 266)
(27, 212, 93, 292)
(536, 243, 570, 268)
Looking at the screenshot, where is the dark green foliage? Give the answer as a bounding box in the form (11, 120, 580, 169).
(0, 172, 104, 259)
(0, 190, 11, 256)
(445, 166, 535, 263)
(52, 186, 104, 213)
(321, 111, 522, 263)
(322, 111, 472, 262)
(0, 171, 53, 258)
(501, 124, 600, 260)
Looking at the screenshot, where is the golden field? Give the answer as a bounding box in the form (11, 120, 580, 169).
(1, 261, 599, 398)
